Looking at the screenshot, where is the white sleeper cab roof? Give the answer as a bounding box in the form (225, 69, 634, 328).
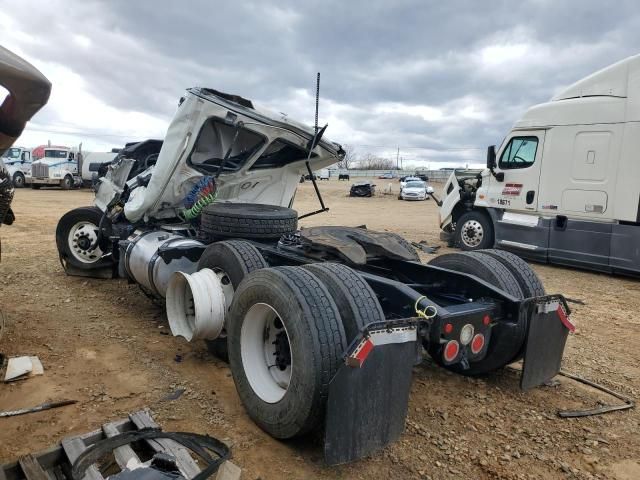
(515, 54, 640, 129)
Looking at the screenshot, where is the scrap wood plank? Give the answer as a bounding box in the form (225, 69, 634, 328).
(60, 437, 102, 480)
(17, 456, 47, 480)
(129, 411, 200, 478)
(101, 422, 139, 469)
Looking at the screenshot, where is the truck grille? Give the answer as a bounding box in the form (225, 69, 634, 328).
(32, 163, 49, 178)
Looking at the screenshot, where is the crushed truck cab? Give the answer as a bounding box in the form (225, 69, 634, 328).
(56, 86, 573, 464)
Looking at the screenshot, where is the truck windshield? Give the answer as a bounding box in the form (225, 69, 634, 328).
(5, 148, 21, 159)
(45, 150, 69, 158)
(187, 117, 264, 174)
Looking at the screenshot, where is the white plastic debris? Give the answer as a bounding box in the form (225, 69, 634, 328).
(3, 355, 44, 382)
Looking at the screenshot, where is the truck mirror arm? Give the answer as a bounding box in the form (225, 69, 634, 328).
(428, 191, 442, 206)
(486, 145, 504, 182)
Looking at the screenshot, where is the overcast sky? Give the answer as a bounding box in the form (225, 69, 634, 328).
(1, 0, 639, 168)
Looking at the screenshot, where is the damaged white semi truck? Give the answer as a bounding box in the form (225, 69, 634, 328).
(438, 54, 640, 276)
(56, 86, 574, 464)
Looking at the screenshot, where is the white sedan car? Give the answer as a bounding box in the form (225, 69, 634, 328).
(399, 180, 433, 201)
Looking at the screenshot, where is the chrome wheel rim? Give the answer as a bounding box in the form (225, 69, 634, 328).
(67, 221, 103, 264)
(461, 219, 484, 248)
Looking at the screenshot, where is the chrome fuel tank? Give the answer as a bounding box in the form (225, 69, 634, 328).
(124, 229, 203, 297)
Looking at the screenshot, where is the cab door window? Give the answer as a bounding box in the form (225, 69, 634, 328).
(499, 136, 538, 169)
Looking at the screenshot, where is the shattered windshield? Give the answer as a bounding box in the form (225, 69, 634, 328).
(187, 117, 264, 174)
(250, 138, 315, 170)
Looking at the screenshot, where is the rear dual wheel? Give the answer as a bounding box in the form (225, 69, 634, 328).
(226, 263, 383, 438)
(227, 266, 347, 438)
(427, 250, 544, 375)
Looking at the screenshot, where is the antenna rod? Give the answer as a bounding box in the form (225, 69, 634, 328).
(314, 72, 320, 134)
(300, 72, 329, 220)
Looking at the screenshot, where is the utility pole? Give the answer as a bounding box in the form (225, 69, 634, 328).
(396, 146, 400, 170)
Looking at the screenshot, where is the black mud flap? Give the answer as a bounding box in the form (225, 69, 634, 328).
(324, 322, 417, 465)
(60, 256, 117, 279)
(520, 295, 573, 390)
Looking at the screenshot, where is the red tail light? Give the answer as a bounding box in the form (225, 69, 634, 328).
(471, 333, 485, 354)
(444, 323, 453, 334)
(483, 315, 491, 326)
(443, 340, 459, 362)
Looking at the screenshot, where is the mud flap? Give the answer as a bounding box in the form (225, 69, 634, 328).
(324, 323, 417, 465)
(520, 295, 573, 390)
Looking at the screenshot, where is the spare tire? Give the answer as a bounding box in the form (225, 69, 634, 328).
(200, 203, 298, 240)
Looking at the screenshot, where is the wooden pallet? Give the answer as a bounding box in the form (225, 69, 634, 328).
(1, 410, 202, 480)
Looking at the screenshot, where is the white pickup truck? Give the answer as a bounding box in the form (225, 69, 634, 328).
(30, 146, 81, 189)
(0, 146, 32, 188)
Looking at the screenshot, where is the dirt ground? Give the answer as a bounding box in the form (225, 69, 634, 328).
(0, 179, 639, 480)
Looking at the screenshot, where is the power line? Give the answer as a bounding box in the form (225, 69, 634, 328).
(24, 126, 153, 139)
(23, 125, 487, 151)
(347, 144, 485, 151)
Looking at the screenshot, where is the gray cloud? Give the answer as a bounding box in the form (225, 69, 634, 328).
(2, 0, 639, 164)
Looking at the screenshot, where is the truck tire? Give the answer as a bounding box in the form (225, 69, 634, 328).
(427, 252, 525, 375)
(226, 266, 347, 439)
(12, 172, 25, 188)
(385, 232, 421, 262)
(479, 249, 545, 298)
(56, 206, 113, 271)
(303, 263, 385, 342)
(475, 249, 546, 362)
(200, 203, 298, 241)
(61, 175, 73, 190)
(455, 210, 494, 251)
(197, 240, 268, 361)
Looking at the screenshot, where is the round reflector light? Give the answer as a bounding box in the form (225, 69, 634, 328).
(443, 340, 459, 363)
(471, 333, 485, 354)
(483, 315, 491, 326)
(460, 324, 474, 345)
(444, 323, 453, 334)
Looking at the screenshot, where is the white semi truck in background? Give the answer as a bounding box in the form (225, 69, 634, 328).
(30, 146, 81, 189)
(29, 145, 118, 189)
(438, 54, 640, 276)
(0, 147, 32, 188)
